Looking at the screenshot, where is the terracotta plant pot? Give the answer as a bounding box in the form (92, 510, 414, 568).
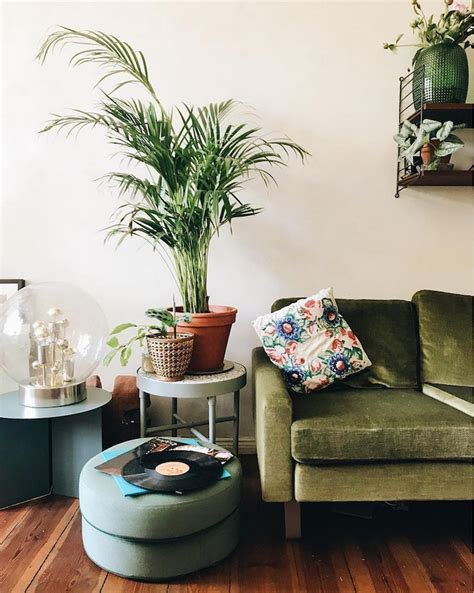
(146, 332, 194, 382)
(420, 143, 435, 167)
(420, 140, 451, 169)
(176, 306, 237, 373)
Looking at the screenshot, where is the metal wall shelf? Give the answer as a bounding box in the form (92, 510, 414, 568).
(406, 103, 473, 127)
(399, 169, 473, 188)
(395, 67, 473, 198)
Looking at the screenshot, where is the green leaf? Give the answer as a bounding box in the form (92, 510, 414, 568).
(107, 336, 119, 348)
(103, 350, 117, 367)
(120, 346, 132, 366)
(421, 119, 442, 134)
(110, 322, 135, 334)
(436, 121, 453, 141)
(435, 140, 463, 157)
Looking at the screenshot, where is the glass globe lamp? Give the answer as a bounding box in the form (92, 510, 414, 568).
(0, 282, 107, 407)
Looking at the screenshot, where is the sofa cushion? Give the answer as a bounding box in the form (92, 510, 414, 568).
(291, 388, 472, 462)
(273, 298, 419, 389)
(412, 290, 473, 387)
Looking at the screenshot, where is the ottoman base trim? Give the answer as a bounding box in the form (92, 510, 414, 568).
(82, 508, 240, 581)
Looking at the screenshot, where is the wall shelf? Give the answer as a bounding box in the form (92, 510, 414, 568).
(407, 103, 473, 128)
(395, 67, 474, 197)
(400, 170, 473, 188)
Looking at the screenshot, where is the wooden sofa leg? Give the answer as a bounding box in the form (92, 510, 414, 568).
(284, 501, 301, 539)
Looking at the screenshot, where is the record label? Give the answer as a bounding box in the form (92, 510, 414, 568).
(155, 461, 190, 476)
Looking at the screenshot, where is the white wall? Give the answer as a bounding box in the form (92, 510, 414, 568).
(1, 1, 473, 438)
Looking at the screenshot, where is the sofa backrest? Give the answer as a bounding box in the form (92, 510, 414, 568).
(412, 290, 473, 387)
(272, 297, 419, 389)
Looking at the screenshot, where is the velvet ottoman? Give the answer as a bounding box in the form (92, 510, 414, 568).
(79, 439, 241, 581)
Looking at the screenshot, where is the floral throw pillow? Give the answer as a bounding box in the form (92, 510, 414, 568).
(253, 288, 371, 394)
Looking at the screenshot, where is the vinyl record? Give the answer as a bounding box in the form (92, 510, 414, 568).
(121, 450, 223, 492)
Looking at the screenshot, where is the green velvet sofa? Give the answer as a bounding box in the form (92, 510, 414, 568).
(252, 290, 473, 538)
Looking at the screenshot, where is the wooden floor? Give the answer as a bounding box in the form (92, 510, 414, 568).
(0, 456, 472, 593)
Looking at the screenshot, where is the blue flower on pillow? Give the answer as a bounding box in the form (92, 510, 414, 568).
(328, 353, 351, 378)
(322, 299, 340, 327)
(283, 367, 304, 386)
(276, 315, 301, 341)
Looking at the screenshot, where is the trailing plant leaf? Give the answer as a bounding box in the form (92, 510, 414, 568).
(106, 336, 119, 348)
(421, 119, 443, 134)
(110, 322, 136, 334)
(103, 350, 118, 366)
(436, 120, 454, 140)
(435, 139, 464, 157)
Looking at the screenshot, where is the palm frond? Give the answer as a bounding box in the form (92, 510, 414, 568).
(37, 27, 159, 102)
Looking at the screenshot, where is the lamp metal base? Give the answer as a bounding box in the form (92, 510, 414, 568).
(19, 381, 87, 408)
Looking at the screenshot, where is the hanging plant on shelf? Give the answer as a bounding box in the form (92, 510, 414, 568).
(394, 118, 465, 171)
(38, 27, 308, 373)
(384, 0, 473, 106)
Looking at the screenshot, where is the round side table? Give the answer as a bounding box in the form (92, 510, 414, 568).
(0, 387, 111, 508)
(137, 361, 246, 455)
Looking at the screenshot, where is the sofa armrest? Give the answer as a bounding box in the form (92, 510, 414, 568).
(252, 347, 293, 502)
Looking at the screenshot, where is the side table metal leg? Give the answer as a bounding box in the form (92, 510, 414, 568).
(233, 390, 240, 456)
(139, 390, 147, 438)
(208, 396, 216, 444)
(171, 398, 178, 437)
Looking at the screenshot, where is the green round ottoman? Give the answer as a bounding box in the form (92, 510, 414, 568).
(79, 438, 241, 581)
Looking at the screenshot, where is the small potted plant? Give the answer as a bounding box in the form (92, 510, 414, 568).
(105, 308, 193, 382)
(394, 118, 464, 171)
(384, 0, 473, 107)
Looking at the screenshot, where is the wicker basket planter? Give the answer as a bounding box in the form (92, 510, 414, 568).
(146, 333, 194, 382)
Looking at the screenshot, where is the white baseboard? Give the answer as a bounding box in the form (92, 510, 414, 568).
(217, 437, 256, 454)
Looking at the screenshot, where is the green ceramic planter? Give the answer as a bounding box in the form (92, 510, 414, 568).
(413, 43, 468, 109)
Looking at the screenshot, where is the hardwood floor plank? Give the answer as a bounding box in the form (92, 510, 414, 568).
(450, 537, 473, 573)
(357, 530, 410, 593)
(101, 572, 168, 593)
(409, 530, 471, 593)
(26, 510, 107, 593)
(286, 542, 309, 593)
(167, 559, 231, 593)
(298, 523, 355, 593)
(325, 539, 357, 593)
(0, 503, 30, 544)
(0, 496, 77, 593)
(341, 535, 378, 593)
(386, 535, 437, 593)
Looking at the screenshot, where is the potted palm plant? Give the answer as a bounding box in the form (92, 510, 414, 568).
(38, 28, 308, 372)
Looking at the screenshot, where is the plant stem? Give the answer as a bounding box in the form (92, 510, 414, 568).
(173, 235, 210, 313)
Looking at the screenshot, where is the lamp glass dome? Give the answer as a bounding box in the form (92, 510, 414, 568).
(0, 282, 107, 390)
